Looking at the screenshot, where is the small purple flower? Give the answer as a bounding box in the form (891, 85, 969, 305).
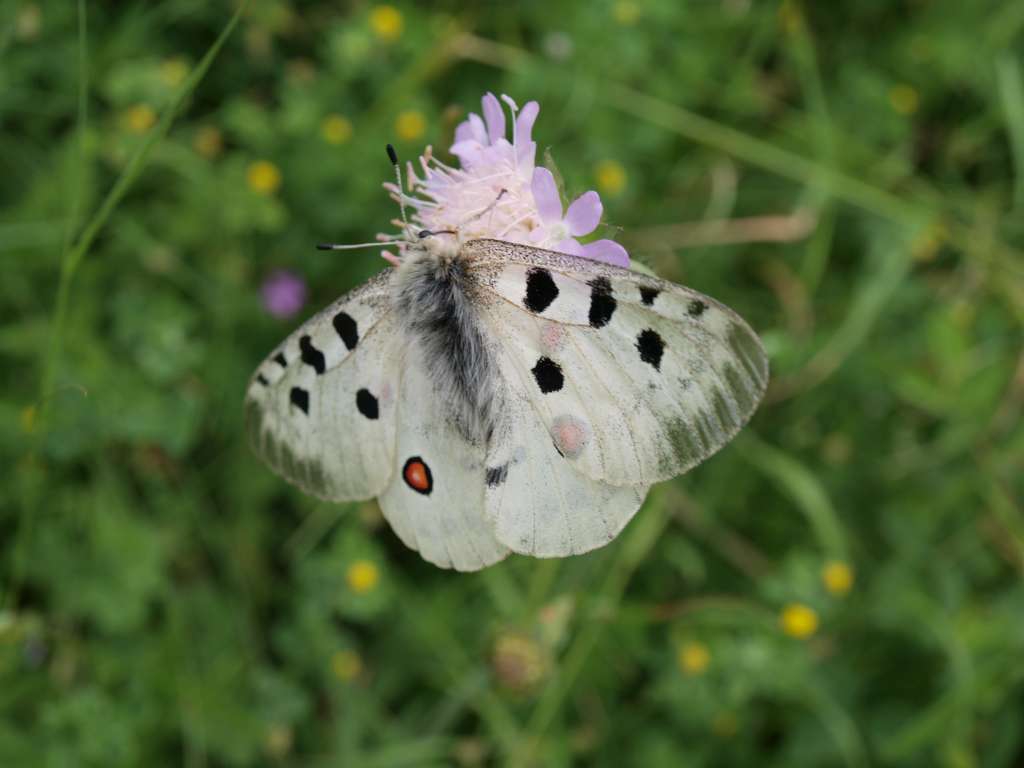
(261, 269, 307, 319)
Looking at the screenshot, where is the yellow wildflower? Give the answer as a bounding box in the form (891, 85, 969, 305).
(160, 57, 189, 88)
(369, 5, 403, 42)
(321, 114, 353, 145)
(595, 160, 627, 197)
(331, 649, 363, 681)
(677, 641, 711, 676)
(15, 5, 41, 40)
(712, 711, 739, 738)
(124, 104, 156, 134)
(395, 110, 426, 141)
(346, 559, 380, 593)
(778, 0, 803, 36)
(911, 221, 948, 262)
(20, 406, 37, 434)
(889, 84, 920, 116)
(264, 724, 293, 758)
(612, 2, 640, 25)
(247, 160, 282, 195)
(780, 603, 819, 638)
(822, 561, 854, 596)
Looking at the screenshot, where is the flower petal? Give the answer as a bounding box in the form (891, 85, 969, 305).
(581, 239, 630, 267)
(516, 101, 540, 144)
(482, 92, 505, 144)
(453, 119, 475, 144)
(516, 140, 537, 177)
(564, 191, 602, 236)
(467, 113, 487, 144)
(556, 238, 584, 256)
(531, 167, 563, 223)
(450, 140, 484, 166)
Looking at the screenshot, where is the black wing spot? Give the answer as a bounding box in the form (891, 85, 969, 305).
(256, 373, 269, 386)
(636, 329, 665, 371)
(333, 311, 359, 350)
(273, 352, 287, 367)
(588, 277, 616, 328)
(299, 335, 326, 374)
(355, 388, 379, 420)
(524, 268, 559, 313)
(485, 464, 509, 487)
(290, 387, 309, 414)
(532, 356, 564, 393)
(687, 299, 707, 318)
(640, 286, 660, 306)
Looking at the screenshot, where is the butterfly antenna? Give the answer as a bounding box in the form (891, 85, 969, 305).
(387, 143, 411, 236)
(316, 240, 404, 251)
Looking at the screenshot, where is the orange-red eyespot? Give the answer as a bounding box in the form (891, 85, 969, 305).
(402, 456, 433, 495)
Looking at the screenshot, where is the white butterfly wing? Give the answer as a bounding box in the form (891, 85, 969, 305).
(468, 239, 769, 488)
(245, 272, 400, 501)
(376, 352, 510, 571)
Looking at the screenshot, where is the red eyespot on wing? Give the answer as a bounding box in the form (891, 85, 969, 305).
(402, 456, 433, 495)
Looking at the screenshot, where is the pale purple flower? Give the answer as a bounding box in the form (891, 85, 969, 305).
(530, 167, 629, 267)
(385, 92, 629, 267)
(261, 269, 307, 318)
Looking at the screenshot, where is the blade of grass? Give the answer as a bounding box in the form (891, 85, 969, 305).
(404, 593, 523, 756)
(2, 0, 92, 617)
(62, 0, 89, 258)
(737, 435, 847, 560)
(39, 0, 249, 409)
(511, 493, 671, 767)
(781, 5, 840, 295)
(5, 0, 249, 619)
(363, 737, 455, 768)
(803, 680, 868, 768)
(996, 55, 1024, 210)
(480, 562, 526, 617)
(525, 558, 561, 614)
(877, 592, 976, 762)
(769, 224, 915, 401)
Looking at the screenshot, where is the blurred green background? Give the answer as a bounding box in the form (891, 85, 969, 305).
(3, 1, 1024, 765)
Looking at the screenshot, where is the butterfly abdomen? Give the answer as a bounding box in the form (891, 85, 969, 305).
(392, 253, 501, 445)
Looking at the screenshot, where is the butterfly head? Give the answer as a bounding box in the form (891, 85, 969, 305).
(412, 228, 461, 262)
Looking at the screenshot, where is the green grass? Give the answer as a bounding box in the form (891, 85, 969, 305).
(2, 1, 1023, 766)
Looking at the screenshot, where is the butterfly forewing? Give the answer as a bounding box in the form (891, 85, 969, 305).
(467, 238, 769, 487)
(245, 272, 400, 501)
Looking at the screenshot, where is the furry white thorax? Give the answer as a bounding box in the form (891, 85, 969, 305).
(390, 235, 502, 446)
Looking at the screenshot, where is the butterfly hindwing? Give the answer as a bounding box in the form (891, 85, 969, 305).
(377, 354, 510, 571)
(468, 239, 769, 487)
(482, 381, 649, 558)
(245, 272, 400, 501)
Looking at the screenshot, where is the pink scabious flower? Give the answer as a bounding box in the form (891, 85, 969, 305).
(386, 93, 629, 268)
(261, 269, 307, 318)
